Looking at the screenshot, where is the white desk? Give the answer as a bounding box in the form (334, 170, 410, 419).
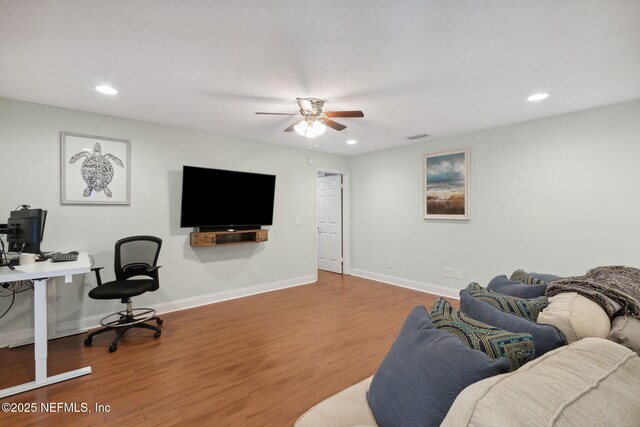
(0, 252, 92, 398)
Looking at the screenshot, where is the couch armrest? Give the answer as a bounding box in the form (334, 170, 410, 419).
(295, 377, 377, 427)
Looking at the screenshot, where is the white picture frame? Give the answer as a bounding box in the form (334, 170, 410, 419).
(423, 148, 470, 220)
(60, 132, 131, 205)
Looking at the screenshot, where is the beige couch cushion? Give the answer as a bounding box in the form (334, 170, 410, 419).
(441, 338, 640, 427)
(608, 315, 640, 353)
(537, 292, 610, 342)
(294, 377, 377, 427)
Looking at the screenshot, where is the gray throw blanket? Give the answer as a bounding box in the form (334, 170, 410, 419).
(545, 266, 640, 318)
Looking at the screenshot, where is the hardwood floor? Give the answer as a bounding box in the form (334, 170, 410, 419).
(0, 271, 459, 426)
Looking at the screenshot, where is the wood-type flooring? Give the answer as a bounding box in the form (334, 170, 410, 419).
(0, 271, 458, 426)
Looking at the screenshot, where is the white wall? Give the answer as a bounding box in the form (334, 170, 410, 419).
(0, 97, 348, 343)
(3, 97, 640, 344)
(349, 99, 640, 297)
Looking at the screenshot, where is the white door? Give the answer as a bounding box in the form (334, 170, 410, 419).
(317, 174, 343, 273)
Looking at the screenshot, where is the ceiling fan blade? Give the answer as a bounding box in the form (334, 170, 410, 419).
(322, 118, 346, 131)
(255, 112, 297, 115)
(324, 110, 364, 118)
(284, 119, 303, 132)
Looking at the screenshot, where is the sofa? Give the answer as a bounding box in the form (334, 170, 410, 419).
(296, 270, 640, 426)
(295, 338, 640, 426)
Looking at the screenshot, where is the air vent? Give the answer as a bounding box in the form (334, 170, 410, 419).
(406, 133, 431, 140)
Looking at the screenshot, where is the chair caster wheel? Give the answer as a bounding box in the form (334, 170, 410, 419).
(154, 331, 161, 339)
(84, 338, 92, 346)
(109, 344, 117, 352)
(156, 319, 163, 325)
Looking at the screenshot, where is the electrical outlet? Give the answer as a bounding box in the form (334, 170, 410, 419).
(387, 259, 393, 268)
(443, 267, 454, 278)
(455, 269, 462, 280)
(295, 216, 301, 225)
(253, 266, 259, 275)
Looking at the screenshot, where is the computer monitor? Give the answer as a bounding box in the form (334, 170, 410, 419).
(7, 208, 47, 254)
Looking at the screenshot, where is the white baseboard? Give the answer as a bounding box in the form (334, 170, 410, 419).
(2, 329, 36, 349)
(350, 269, 460, 300)
(8, 328, 93, 349)
(0, 275, 316, 349)
(152, 274, 316, 315)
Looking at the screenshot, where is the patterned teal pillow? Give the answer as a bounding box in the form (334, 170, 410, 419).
(466, 282, 548, 321)
(510, 269, 560, 285)
(510, 269, 545, 284)
(430, 298, 535, 371)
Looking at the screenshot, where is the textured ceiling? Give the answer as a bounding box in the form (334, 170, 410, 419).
(1, 1, 639, 155)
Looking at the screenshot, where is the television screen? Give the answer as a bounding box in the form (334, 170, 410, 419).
(180, 166, 276, 229)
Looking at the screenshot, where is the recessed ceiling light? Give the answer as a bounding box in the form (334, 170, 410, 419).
(95, 85, 118, 95)
(526, 92, 549, 102)
(346, 139, 358, 145)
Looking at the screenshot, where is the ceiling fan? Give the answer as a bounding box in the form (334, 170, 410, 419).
(256, 98, 364, 138)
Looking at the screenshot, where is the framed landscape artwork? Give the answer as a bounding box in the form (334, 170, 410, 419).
(60, 132, 131, 205)
(423, 148, 469, 220)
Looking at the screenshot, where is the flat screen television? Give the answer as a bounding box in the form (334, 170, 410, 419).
(180, 165, 276, 231)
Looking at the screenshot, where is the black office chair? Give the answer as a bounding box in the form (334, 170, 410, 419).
(84, 235, 164, 352)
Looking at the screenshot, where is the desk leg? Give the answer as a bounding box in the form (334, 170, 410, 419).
(0, 277, 91, 399)
(33, 278, 48, 383)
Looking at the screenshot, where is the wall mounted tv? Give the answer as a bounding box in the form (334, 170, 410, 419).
(180, 165, 276, 232)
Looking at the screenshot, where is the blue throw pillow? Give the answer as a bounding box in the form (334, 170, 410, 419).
(430, 298, 535, 371)
(366, 306, 511, 427)
(460, 290, 566, 357)
(510, 269, 561, 285)
(487, 275, 547, 298)
(466, 282, 548, 321)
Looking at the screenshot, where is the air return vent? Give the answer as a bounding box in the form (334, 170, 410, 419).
(406, 133, 431, 140)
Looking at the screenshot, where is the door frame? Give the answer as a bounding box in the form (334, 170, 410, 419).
(315, 169, 350, 276)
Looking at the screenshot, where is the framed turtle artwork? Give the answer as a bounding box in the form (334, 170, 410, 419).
(60, 132, 131, 205)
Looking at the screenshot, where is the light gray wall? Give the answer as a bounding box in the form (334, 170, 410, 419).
(3, 97, 640, 340)
(349, 99, 640, 294)
(0, 97, 348, 337)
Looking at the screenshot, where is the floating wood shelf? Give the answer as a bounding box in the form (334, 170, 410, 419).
(190, 229, 268, 247)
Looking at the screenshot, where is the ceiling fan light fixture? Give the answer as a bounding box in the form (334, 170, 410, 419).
(296, 119, 326, 138)
(312, 121, 327, 136)
(294, 120, 308, 136)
